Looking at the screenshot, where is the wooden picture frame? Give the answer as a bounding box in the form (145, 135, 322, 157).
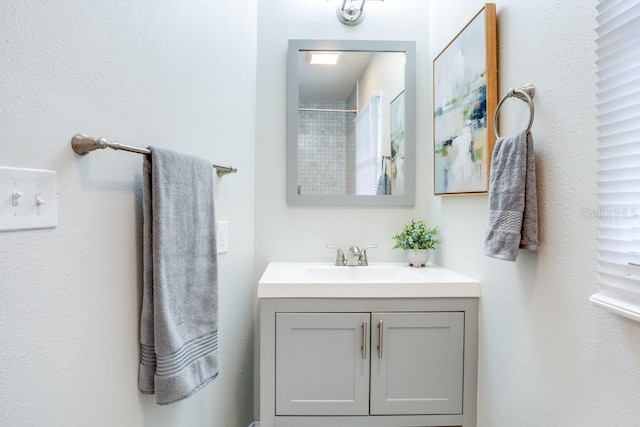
(433, 3, 497, 196)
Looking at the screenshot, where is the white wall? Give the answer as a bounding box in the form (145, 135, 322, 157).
(255, 0, 431, 271)
(0, 1, 256, 426)
(430, 1, 640, 425)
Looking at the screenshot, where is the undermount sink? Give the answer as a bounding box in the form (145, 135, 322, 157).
(257, 262, 480, 299)
(305, 264, 425, 283)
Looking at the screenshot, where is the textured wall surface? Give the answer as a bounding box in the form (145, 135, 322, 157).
(429, 0, 640, 425)
(0, 1, 256, 426)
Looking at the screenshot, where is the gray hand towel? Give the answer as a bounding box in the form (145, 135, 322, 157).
(484, 130, 538, 261)
(139, 147, 219, 405)
(376, 159, 391, 195)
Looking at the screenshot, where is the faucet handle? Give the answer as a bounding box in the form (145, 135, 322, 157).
(326, 245, 346, 266)
(359, 244, 378, 266)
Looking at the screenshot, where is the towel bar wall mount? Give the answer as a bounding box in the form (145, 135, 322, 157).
(493, 83, 535, 139)
(71, 134, 237, 177)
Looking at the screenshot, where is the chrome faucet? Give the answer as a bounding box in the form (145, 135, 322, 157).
(327, 244, 377, 266)
(346, 245, 361, 266)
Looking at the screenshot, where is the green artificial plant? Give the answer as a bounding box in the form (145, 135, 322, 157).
(392, 219, 441, 251)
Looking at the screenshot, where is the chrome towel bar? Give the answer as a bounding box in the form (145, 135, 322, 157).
(493, 83, 535, 139)
(70, 134, 237, 177)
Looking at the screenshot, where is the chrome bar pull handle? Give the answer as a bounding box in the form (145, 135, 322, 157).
(361, 320, 368, 359)
(377, 320, 383, 359)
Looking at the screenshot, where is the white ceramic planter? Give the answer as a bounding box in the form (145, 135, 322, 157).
(406, 249, 429, 267)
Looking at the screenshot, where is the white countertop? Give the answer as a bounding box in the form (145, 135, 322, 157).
(257, 262, 480, 299)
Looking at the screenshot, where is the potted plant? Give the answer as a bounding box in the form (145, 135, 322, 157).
(392, 219, 441, 267)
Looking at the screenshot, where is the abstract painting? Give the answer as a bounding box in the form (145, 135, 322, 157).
(433, 3, 497, 195)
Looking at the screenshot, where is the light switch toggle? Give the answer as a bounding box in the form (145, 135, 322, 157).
(11, 191, 22, 206)
(36, 194, 45, 206)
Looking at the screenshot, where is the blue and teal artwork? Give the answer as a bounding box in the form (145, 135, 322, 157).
(434, 8, 490, 195)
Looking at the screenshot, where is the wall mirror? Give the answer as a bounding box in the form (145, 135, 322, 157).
(287, 39, 416, 206)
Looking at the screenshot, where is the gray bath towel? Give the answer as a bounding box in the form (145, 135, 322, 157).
(485, 130, 538, 261)
(139, 147, 219, 405)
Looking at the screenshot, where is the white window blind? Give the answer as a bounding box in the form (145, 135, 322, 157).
(355, 93, 382, 195)
(590, 0, 640, 321)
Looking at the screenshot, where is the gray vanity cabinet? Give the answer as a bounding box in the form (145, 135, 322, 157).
(261, 297, 478, 427)
(275, 311, 465, 417)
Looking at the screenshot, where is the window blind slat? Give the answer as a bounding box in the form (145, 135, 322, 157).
(597, 76, 640, 104)
(596, 42, 640, 76)
(598, 166, 640, 182)
(597, 0, 626, 16)
(596, 31, 640, 67)
(596, 90, 640, 118)
(598, 177, 640, 189)
(598, 270, 640, 288)
(598, 235, 640, 246)
(597, 0, 637, 26)
(597, 140, 640, 157)
(596, 6, 640, 41)
(597, 178, 640, 189)
(598, 72, 640, 101)
(598, 195, 640, 208)
(599, 157, 640, 174)
(597, 115, 640, 137)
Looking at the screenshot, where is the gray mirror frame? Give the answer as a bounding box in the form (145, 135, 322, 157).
(287, 39, 416, 207)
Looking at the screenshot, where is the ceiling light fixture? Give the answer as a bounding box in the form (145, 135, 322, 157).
(307, 52, 341, 65)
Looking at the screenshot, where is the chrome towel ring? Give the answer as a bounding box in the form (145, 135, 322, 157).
(493, 84, 535, 139)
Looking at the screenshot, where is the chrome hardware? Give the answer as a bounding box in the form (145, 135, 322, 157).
(359, 244, 377, 266)
(346, 245, 361, 266)
(71, 134, 149, 155)
(377, 320, 383, 359)
(493, 84, 536, 139)
(326, 245, 346, 266)
(361, 320, 368, 359)
(337, 0, 366, 26)
(327, 244, 378, 266)
(70, 134, 237, 177)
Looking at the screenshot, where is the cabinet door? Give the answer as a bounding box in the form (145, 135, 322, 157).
(275, 313, 370, 415)
(370, 312, 464, 415)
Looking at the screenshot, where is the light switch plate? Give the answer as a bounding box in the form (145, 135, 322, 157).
(0, 167, 57, 231)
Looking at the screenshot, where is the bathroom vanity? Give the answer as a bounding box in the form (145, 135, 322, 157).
(258, 262, 480, 427)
